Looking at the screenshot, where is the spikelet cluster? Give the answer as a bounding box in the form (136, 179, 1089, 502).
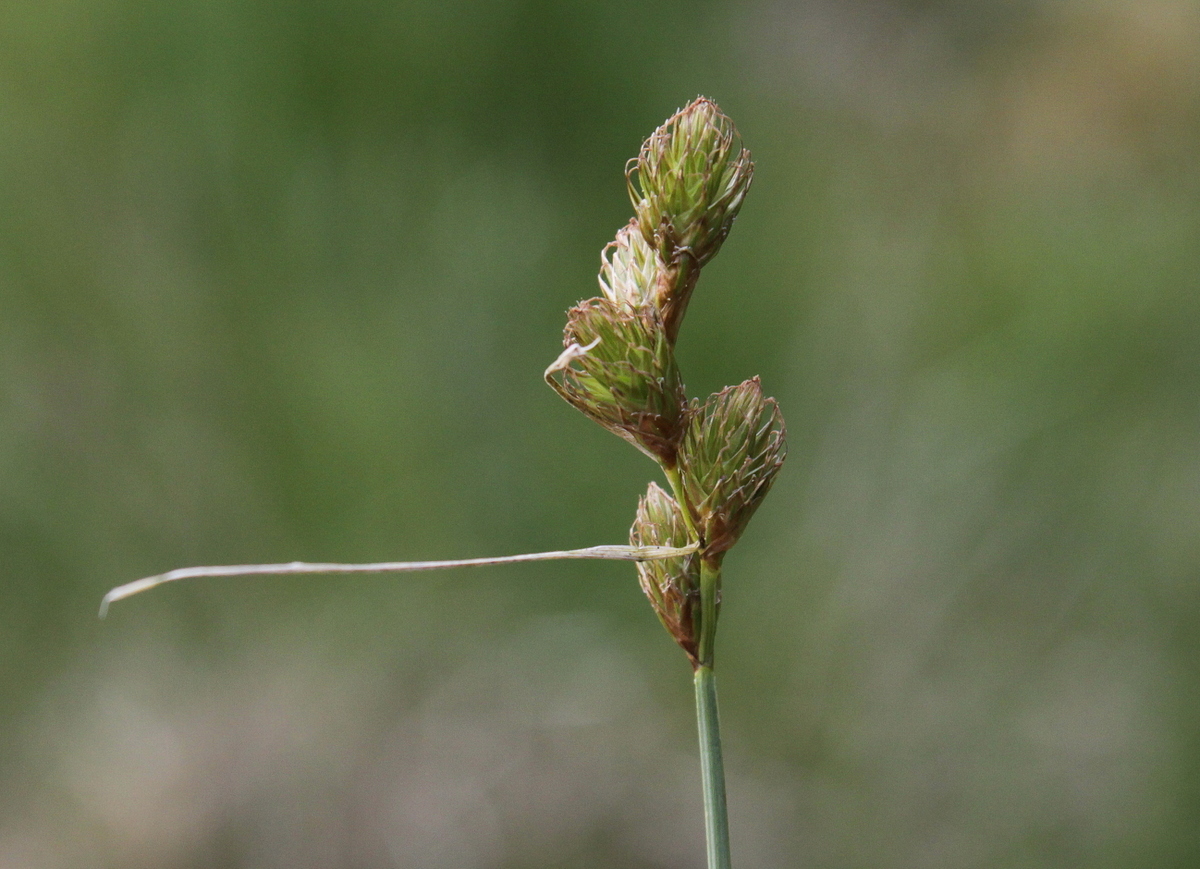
(546, 98, 785, 665)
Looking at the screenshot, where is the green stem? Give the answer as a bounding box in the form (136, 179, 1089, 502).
(694, 664, 732, 869)
(697, 558, 720, 667)
(663, 467, 729, 867)
(662, 465, 700, 543)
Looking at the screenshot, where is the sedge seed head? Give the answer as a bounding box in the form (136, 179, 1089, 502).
(598, 219, 662, 310)
(544, 299, 687, 466)
(626, 97, 754, 270)
(631, 481, 701, 665)
(679, 377, 787, 559)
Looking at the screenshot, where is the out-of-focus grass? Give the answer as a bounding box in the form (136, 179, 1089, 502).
(2, 2, 1198, 867)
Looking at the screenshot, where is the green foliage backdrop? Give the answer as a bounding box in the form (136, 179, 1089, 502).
(3, 2, 1199, 866)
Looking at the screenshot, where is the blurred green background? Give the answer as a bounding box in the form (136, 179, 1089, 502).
(3, 1, 1199, 866)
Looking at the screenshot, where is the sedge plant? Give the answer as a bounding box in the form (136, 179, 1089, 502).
(102, 97, 785, 869)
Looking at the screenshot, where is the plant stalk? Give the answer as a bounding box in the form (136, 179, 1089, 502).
(664, 470, 731, 868)
(662, 465, 700, 542)
(694, 663, 732, 869)
(697, 558, 720, 667)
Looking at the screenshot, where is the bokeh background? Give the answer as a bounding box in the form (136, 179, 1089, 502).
(4, 1, 1199, 866)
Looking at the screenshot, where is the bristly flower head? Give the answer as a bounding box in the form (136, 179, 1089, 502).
(627, 97, 754, 271)
(631, 482, 701, 666)
(598, 219, 661, 310)
(546, 98, 784, 663)
(544, 299, 687, 467)
(679, 377, 787, 561)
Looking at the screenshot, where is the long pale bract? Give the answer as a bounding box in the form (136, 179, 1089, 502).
(99, 543, 699, 618)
